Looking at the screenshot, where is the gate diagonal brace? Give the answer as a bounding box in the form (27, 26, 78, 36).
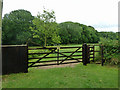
(54, 51, 80, 62)
(29, 48, 57, 67)
(59, 47, 81, 64)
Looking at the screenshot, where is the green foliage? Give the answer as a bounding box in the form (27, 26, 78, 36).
(30, 9, 61, 46)
(98, 31, 118, 40)
(2, 9, 34, 44)
(4, 9, 120, 46)
(58, 22, 99, 44)
(99, 38, 120, 65)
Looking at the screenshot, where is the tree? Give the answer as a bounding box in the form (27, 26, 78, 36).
(2, 9, 34, 44)
(58, 22, 83, 44)
(98, 31, 118, 40)
(58, 21, 99, 44)
(30, 9, 61, 47)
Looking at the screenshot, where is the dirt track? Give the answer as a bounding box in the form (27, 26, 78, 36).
(36, 60, 82, 69)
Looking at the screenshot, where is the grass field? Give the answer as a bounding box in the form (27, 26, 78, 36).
(2, 63, 118, 88)
(2, 44, 118, 88)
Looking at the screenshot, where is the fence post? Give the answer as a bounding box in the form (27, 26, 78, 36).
(101, 45, 104, 66)
(24, 44, 28, 73)
(82, 43, 88, 65)
(57, 47, 59, 65)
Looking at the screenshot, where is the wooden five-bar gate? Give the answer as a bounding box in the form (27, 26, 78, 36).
(28, 43, 104, 68)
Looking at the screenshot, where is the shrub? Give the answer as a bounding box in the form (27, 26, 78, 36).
(99, 38, 120, 65)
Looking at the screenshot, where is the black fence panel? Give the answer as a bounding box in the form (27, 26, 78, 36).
(2, 45, 28, 75)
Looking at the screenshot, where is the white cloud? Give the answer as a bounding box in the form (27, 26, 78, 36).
(96, 27, 118, 32)
(2, 0, 119, 32)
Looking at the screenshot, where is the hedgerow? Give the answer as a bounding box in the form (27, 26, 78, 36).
(99, 38, 120, 65)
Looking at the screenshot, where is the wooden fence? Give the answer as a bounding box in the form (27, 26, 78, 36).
(2, 45, 28, 75)
(28, 43, 104, 68)
(2, 44, 104, 75)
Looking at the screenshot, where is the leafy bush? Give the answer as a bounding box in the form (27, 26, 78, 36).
(99, 37, 120, 65)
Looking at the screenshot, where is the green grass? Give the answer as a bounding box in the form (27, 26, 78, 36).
(2, 63, 118, 88)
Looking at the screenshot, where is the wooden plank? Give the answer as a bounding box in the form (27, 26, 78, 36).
(28, 51, 82, 55)
(94, 51, 100, 52)
(60, 47, 82, 49)
(72, 55, 82, 57)
(28, 57, 56, 59)
(90, 50, 100, 52)
(28, 52, 54, 55)
(89, 46, 94, 48)
(89, 57, 94, 58)
(28, 47, 57, 50)
(89, 53, 93, 55)
(28, 54, 82, 60)
(28, 46, 82, 50)
(28, 58, 83, 63)
(28, 61, 82, 67)
(88, 45, 100, 46)
(89, 50, 94, 52)
(59, 51, 82, 53)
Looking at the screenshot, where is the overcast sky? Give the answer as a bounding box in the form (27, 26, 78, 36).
(2, 0, 119, 32)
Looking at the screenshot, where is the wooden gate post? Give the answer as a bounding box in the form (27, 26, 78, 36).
(82, 43, 90, 65)
(82, 43, 87, 65)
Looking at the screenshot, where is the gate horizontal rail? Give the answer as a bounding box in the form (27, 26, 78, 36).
(29, 61, 82, 67)
(28, 55, 82, 59)
(28, 46, 82, 50)
(28, 51, 83, 55)
(29, 58, 82, 63)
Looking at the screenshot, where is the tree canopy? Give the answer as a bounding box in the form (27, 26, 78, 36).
(2, 9, 118, 46)
(2, 9, 34, 44)
(30, 9, 61, 46)
(58, 21, 99, 44)
(98, 31, 118, 40)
